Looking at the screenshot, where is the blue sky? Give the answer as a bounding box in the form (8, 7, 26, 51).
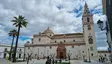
(0, 0, 108, 50)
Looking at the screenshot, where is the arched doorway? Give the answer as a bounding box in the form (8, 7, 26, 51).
(57, 43, 66, 59)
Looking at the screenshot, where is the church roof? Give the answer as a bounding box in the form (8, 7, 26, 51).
(52, 33, 83, 39)
(33, 33, 83, 39)
(55, 33, 83, 36)
(42, 27, 54, 34)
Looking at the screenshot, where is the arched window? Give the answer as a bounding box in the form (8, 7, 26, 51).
(39, 38, 41, 41)
(73, 40, 75, 42)
(105, 54, 106, 57)
(82, 51, 84, 53)
(87, 17, 89, 22)
(64, 40, 66, 42)
(91, 53, 93, 56)
(4, 48, 7, 52)
(55, 41, 56, 43)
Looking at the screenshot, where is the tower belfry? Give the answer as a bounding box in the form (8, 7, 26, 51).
(82, 3, 93, 25)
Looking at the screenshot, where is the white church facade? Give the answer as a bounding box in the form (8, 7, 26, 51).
(24, 3, 98, 61)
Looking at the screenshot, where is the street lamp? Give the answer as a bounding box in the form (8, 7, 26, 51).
(97, 20, 107, 31)
(88, 49, 91, 63)
(68, 50, 72, 63)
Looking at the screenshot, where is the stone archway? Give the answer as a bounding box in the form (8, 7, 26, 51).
(57, 43, 66, 59)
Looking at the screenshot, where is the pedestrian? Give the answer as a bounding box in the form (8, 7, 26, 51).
(52, 59, 54, 64)
(45, 60, 48, 64)
(55, 60, 57, 64)
(59, 59, 62, 63)
(99, 58, 100, 62)
(47, 56, 49, 60)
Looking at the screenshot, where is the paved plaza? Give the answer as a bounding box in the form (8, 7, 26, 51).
(0, 59, 111, 64)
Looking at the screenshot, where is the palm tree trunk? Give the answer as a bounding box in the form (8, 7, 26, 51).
(9, 36, 15, 60)
(12, 25, 21, 62)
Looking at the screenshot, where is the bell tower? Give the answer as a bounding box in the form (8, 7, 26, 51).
(82, 3, 98, 61)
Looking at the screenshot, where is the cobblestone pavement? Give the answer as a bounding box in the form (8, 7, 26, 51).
(0, 59, 112, 64)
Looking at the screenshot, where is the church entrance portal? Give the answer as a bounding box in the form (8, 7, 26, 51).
(57, 43, 66, 59)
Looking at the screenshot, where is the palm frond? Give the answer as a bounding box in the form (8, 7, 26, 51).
(14, 17, 18, 20)
(8, 32, 12, 36)
(16, 24, 19, 27)
(11, 20, 17, 22)
(11, 15, 28, 28)
(13, 23, 18, 26)
(22, 21, 28, 27)
(9, 29, 18, 37)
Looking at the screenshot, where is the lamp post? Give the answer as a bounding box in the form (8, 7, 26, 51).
(27, 49, 32, 64)
(47, 50, 49, 57)
(38, 48, 39, 59)
(23, 47, 26, 61)
(97, 20, 111, 50)
(97, 20, 108, 31)
(97, 20, 112, 62)
(68, 50, 72, 63)
(88, 49, 91, 62)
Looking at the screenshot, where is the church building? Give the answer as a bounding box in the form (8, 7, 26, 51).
(24, 3, 98, 61)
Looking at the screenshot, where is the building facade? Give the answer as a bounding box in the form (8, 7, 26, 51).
(0, 44, 24, 59)
(102, 0, 112, 52)
(106, 0, 112, 51)
(25, 3, 98, 61)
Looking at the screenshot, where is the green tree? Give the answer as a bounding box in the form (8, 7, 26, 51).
(11, 15, 28, 62)
(8, 29, 18, 60)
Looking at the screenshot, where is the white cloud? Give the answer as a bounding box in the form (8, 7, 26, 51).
(86, 0, 102, 9)
(97, 46, 108, 51)
(0, 29, 8, 38)
(0, 0, 108, 49)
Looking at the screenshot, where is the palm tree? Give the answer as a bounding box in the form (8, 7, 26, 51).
(11, 15, 28, 62)
(8, 29, 18, 60)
